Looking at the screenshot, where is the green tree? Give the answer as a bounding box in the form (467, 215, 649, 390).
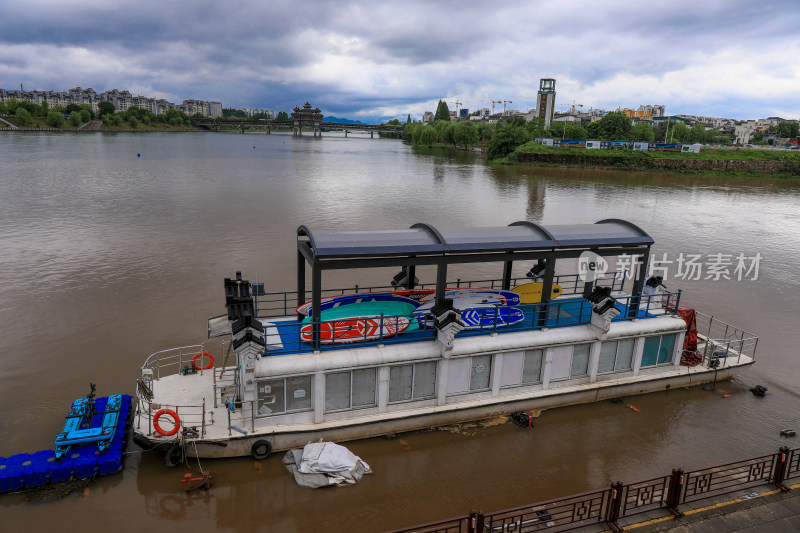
(476, 122, 495, 141)
(276, 111, 289, 121)
(98, 101, 115, 116)
(384, 118, 401, 126)
(441, 122, 456, 145)
(69, 111, 82, 127)
(633, 122, 655, 142)
(419, 125, 438, 147)
(411, 123, 424, 145)
(14, 107, 32, 125)
(46, 110, 65, 127)
(0, 102, 7, 114)
(79, 104, 95, 120)
(487, 122, 530, 160)
(670, 122, 690, 143)
(689, 123, 707, 144)
(525, 117, 547, 139)
(402, 121, 420, 142)
(454, 121, 479, 149)
(79, 109, 92, 123)
(777, 121, 800, 138)
(406, 114, 411, 125)
(595, 111, 634, 141)
(434, 100, 451, 122)
(39, 100, 49, 117)
(128, 116, 139, 128)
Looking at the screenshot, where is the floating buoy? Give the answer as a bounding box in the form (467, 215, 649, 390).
(722, 394, 731, 398)
(626, 404, 640, 412)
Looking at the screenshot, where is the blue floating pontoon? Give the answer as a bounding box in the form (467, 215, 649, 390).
(0, 390, 132, 493)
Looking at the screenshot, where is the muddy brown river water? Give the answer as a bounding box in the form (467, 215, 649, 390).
(1, 131, 799, 532)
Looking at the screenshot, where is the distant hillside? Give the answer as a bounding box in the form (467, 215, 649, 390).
(323, 116, 365, 124)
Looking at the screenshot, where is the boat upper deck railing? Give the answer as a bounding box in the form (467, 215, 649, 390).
(258, 289, 682, 356)
(254, 272, 626, 318)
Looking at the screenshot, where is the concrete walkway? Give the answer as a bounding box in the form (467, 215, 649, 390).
(583, 481, 800, 532)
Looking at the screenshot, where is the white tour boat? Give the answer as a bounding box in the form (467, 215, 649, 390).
(132, 220, 757, 464)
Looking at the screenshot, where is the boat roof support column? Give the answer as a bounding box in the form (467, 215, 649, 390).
(297, 250, 306, 320)
(502, 254, 513, 291)
(406, 264, 416, 290)
(627, 246, 650, 319)
(535, 254, 557, 328)
(435, 261, 447, 307)
(312, 264, 322, 350)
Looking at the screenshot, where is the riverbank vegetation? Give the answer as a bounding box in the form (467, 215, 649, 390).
(0, 98, 201, 130)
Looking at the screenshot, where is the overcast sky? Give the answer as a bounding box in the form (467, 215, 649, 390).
(1, 0, 798, 122)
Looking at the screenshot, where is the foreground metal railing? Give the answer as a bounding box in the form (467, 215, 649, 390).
(387, 446, 799, 533)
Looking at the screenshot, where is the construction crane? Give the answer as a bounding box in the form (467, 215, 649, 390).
(491, 100, 502, 114)
(503, 100, 513, 114)
(557, 100, 584, 115)
(448, 100, 462, 117)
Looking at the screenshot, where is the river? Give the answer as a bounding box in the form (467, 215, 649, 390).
(1, 131, 799, 532)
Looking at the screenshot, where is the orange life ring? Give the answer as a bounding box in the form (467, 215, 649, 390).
(153, 408, 181, 436)
(191, 352, 214, 371)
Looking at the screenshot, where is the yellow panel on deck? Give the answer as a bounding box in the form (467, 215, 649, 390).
(511, 282, 562, 304)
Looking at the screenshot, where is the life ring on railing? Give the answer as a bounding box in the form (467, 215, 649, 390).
(191, 352, 214, 371)
(153, 408, 181, 436)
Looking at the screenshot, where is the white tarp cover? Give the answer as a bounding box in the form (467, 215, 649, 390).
(282, 442, 371, 488)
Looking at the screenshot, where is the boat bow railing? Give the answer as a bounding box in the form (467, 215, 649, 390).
(695, 311, 758, 366)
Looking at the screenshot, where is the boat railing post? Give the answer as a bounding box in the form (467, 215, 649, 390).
(148, 401, 152, 436)
(355, 284, 359, 294)
(202, 398, 206, 438)
(457, 278, 461, 288)
(379, 314, 385, 343)
(227, 404, 232, 436)
(492, 304, 499, 333)
(157, 351, 160, 380)
(200, 343, 205, 376)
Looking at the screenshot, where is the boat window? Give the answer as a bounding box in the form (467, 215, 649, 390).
(641, 334, 677, 367)
(641, 336, 661, 366)
(257, 379, 285, 415)
(258, 376, 314, 416)
(414, 361, 437, 398)
(598, 338, 635, 374)
(325, 372, 352, 412)
(522, 349, 543, 383)
(598, 341, 618, 374)
(389, 365, 414, 402)
(570, 344, 591, 377)
(470, 354, 492, 391)
(390, 362, 437, 403)
(658, 334, 676, 364)
(352, 368, 377, 408)
(617, 338, 635, 370)
(286, 376, 312, 412)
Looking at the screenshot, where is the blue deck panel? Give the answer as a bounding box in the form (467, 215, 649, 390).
(264, 297, 654, 356)
(0, 395, 132, 493)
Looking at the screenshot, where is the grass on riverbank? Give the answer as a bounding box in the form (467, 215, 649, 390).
(512, 142, 800, 162)
(501, 141, 800, 179)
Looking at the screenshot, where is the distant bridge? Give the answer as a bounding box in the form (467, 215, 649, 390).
(194, 118, 403, 137)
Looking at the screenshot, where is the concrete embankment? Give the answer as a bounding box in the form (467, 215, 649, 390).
(514, 152, 799, 174)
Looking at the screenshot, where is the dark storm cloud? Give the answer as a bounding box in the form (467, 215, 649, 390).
(1, 0, 799, 120)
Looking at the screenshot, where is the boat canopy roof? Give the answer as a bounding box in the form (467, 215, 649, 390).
(297, 219, 652, 260)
